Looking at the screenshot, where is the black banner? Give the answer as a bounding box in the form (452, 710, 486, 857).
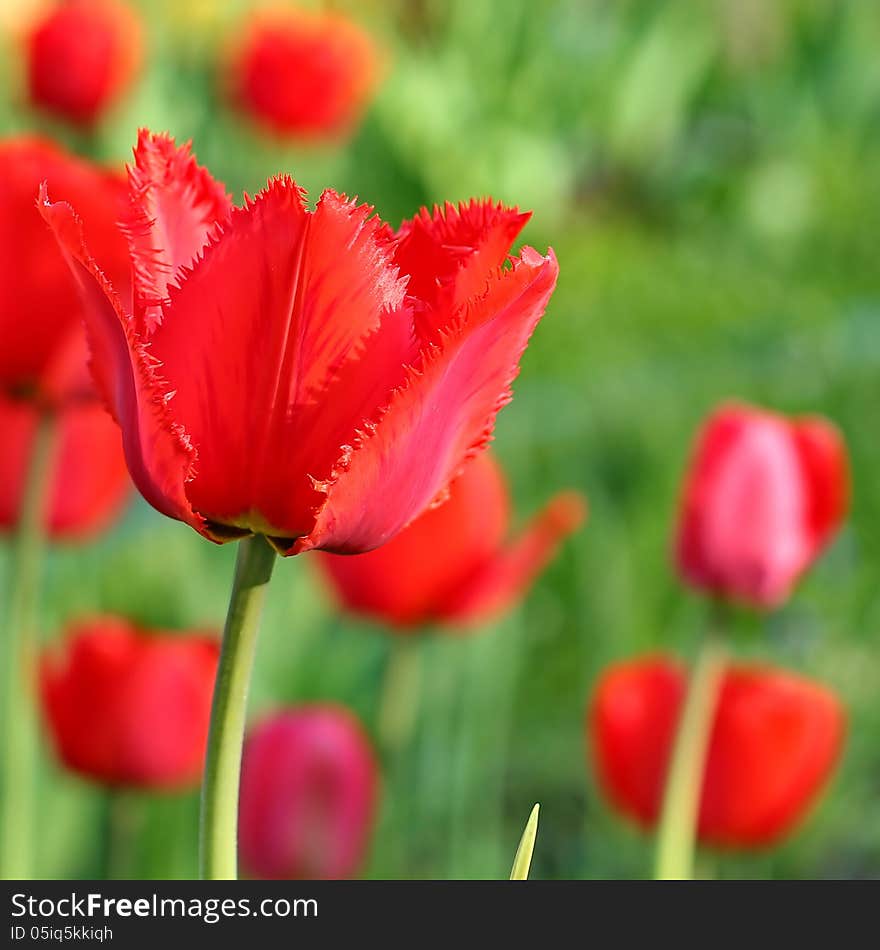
(1, 880, 867, 946)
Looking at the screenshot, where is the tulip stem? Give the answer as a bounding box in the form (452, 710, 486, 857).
(199, 534, 276, 880)
(378, 638, 421, 756)
(103, 791, 140, 880)
(653, 636, 727, 881)
(1, 412, 56, 880)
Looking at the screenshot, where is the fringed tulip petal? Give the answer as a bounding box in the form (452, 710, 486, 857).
(122, 129, 233, 332)
(296, 248, 559, 554)
(37, 189, 202, 533)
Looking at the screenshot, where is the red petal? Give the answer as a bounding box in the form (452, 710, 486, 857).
(294, 247, 558, 554)
(37, 187, 201, 533)
(790, 416, 850, 553)
(0, 137, 128, 399)
(150, 181, 406, 535)
(391, 199, 531, 339)
(121, 129, 232, 332)
(700, 667, 845, 846)
(442, 491, 586, 623)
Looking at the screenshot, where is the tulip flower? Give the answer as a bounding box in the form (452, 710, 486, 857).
(41, 617, 219, 789)
(239, 707, 378, 880)
(0, 394, 129, 538)
(227, 9, 380, 140)
(318, 451, 585, 628)
(26, 0, 143, 127)
(675, 403, 849, 608)
(589, 655, 845, 849)
(0, 136, 129, 403)
(40, 128, 556, 878)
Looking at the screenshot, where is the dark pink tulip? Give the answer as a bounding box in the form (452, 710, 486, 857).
(238, 707, 378, 880)
(676, 402, 849, 608)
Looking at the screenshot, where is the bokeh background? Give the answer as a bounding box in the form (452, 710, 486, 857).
(2, 0, 879, 879)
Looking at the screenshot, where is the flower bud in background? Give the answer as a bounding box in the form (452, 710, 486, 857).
(0, 395, 129, 538)
(41, 618, 219, 789)
(239, 707, 378, 880)
(675, 403, 849, 608)
(317, 452, 585, 629)
(0, 136, 129, 403)
(227, 8, 381, 140)
(589, 655, 845, 847)
(25, 0, 143, 127)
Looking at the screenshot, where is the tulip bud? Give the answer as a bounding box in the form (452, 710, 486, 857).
(41, 618, 219, 789)
(239, 707, 379, 879)
(26, 0, 143, 126)
(675, 403, 849, 608)
(589, 655, 845, 847)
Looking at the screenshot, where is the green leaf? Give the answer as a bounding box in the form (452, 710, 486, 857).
(509, 803, 540, 880)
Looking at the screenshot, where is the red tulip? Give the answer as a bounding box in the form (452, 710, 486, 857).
(26, 0, 143, 127)
(589, 655, 845, 847)
(238, 706, 378, 880)
(318, 452, 585, 628)
(40, 617, 220, 789)
(0, 394, 129, 538)
(39, 130, 558, 556)
(675, 403, 849, 608)
(0, 136, 129, 403)
(227, 9, 380, 140)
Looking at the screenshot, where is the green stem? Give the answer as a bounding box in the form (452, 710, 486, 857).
(1, 412, 56, 880)
(654, 636, 727, 881)
(378, 637, 422, 756)
(103, 791, 140, 880)
(199, 534, 276, 880)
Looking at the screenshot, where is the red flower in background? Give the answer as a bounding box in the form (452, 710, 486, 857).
(0, 137, 129, 403)
(40, 130, 558, 556)
(239, 706, 378, 880)
(26, 0, 143, 127)
(676, 403, 849, 608)
(0, 395, 129, 538)
(589, 656, 845, 847)
(41, 617, 219, 789)
(318, 451, 585, 628)
(228, 9, 380, 140)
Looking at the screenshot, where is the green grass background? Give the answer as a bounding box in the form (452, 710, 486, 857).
(1, 0, 879, 879)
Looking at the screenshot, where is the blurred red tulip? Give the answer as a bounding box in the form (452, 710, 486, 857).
(41, 617, 219, 789)
(26, 0, 143, 127)
(239, 706, 378, 880)
(589, 655, 845, 847)
(675, 403, 849, 608)
(40, 130, 558, 555)
(0, 137, 129, 403)
(0, 394, 129, 538)
(318, 452, 585, 628)
(228, 9, 380, 140)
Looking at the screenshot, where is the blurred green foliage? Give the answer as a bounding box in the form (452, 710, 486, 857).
(1, 0, 879, 879)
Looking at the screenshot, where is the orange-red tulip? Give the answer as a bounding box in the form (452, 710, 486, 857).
(0, 394, 129, 538)
(41, 617, 219, 789)
(26, 0, 143, 127)
(318, 452, 584, 628)
(676, 403, 849, 608)
(40, 130, 558, 556)
(0, 136, 129, 404)
(238, 706, 378, 880)
(589, 656, 845, 847)
(227, 9, 380, 140)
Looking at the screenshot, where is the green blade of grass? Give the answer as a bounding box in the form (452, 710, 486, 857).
(509, 803, 540, 880)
